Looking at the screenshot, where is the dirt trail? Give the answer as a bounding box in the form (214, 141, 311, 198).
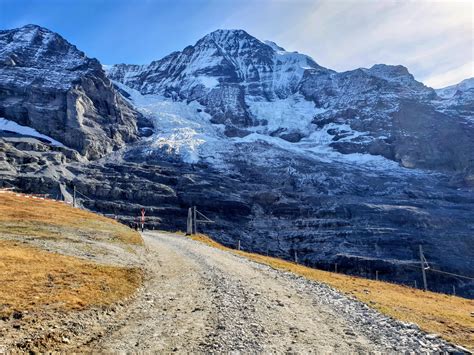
(93, 232, 457, 353)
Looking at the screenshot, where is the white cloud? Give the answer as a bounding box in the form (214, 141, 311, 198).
(424, 61, 473, 88)
(219, 0, 473, 88)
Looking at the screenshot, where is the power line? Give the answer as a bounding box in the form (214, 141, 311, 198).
(428, 268, 474, 281)
(2, 180, 16, 188)
(393, 263, 474, 281)
(74, 188, 92, 201)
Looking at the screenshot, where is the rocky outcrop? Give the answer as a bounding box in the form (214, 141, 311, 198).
(0, 24, 141, 159)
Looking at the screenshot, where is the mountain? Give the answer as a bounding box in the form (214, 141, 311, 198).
(436, 77, 474, 98)
(435, 78, 474, 124)
(0, 24, 144, 159)
(108, 30, 473, 176)
(1, 26, 473, 297)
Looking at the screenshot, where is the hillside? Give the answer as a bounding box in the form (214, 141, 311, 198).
(0, 191, 143, 352)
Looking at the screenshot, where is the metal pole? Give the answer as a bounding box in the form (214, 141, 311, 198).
(193, 206, 197, 235)
(73, 185, 76, 207)
(237, 240, 241, 250)
(414, 280, 417, 289)
(419, 245, 428, 291)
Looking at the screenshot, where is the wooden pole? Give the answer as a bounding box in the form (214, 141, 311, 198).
(186, 208, 192, 235)
(73, 185, 76, 208)
(419, 245, 428, 291)
(193, 206, 197, 235)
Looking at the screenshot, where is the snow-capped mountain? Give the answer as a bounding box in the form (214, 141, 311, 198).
(0, 24, 143, 159)
(436, 77, 474, 98)
(108, 29, 472, 176)
(1, 26, 473, 297)
(434, 78, 474, 123)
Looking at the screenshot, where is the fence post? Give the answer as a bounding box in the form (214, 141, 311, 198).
(186, 208, 193, 235)
(193, 206, 197, 234)
(335, 263, 338, 273)
(419, 245, 428, 291)
(237, 240, 241, 251)
(73, 185, 76, 208)
(452, 285, 456, 296)
(376, 270, 379, 281)
(294, 251, 298, 264)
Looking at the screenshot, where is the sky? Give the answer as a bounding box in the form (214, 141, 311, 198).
(0, 0, 472, 88)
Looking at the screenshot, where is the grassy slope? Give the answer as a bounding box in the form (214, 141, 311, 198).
(186, 233, 474, 350)
(0, 192, 143, 318)
(0, 192, 142, 245)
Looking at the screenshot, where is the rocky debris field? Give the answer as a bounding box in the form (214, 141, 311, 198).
(90, 232, 462, 353)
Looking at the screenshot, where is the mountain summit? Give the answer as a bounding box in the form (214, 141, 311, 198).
(0, 24, 142, 159)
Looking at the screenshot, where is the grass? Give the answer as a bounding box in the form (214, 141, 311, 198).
(0, 192, 142, 245)
(0, 191, 143, 318)
(186, 233, 474, 350)
(0, 240, 142, 318)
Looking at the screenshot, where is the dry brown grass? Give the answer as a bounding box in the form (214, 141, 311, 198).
(186, 233, 474, 350)
(0, 192, 142, 245)
(0, 240, 142, 318)
(0, 192, 143, 318)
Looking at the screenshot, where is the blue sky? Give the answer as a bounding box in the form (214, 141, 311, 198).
(0, 0, 472, 88)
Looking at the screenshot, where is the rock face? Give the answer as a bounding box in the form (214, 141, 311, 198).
(1, 26, 474, 297)
(0, 24, 141, 159)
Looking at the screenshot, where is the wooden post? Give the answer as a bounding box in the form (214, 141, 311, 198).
(419, 245, 428, 291)
(193, 206, 197, 235)
(73, 185, 76, 208)
(141, 208, 145, 232)
(186, 208, 193, 235)
(376, 270, 379, 281)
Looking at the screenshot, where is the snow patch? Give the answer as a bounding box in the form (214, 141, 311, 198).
(0, 117, 64, 147)
(114, 82, 225, 164)
(197, 76, 219, 89)
(247, 94, 322, 134)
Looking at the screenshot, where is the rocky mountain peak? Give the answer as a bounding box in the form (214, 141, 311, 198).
(436, 77, 474, 98)
(0, 24, 95, 72)
(0, 24, 141, 159)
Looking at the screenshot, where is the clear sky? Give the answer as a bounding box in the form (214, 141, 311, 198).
(0, 0, 472, 88)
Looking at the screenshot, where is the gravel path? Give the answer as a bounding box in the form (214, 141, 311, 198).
(94, 232, 459, 353)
